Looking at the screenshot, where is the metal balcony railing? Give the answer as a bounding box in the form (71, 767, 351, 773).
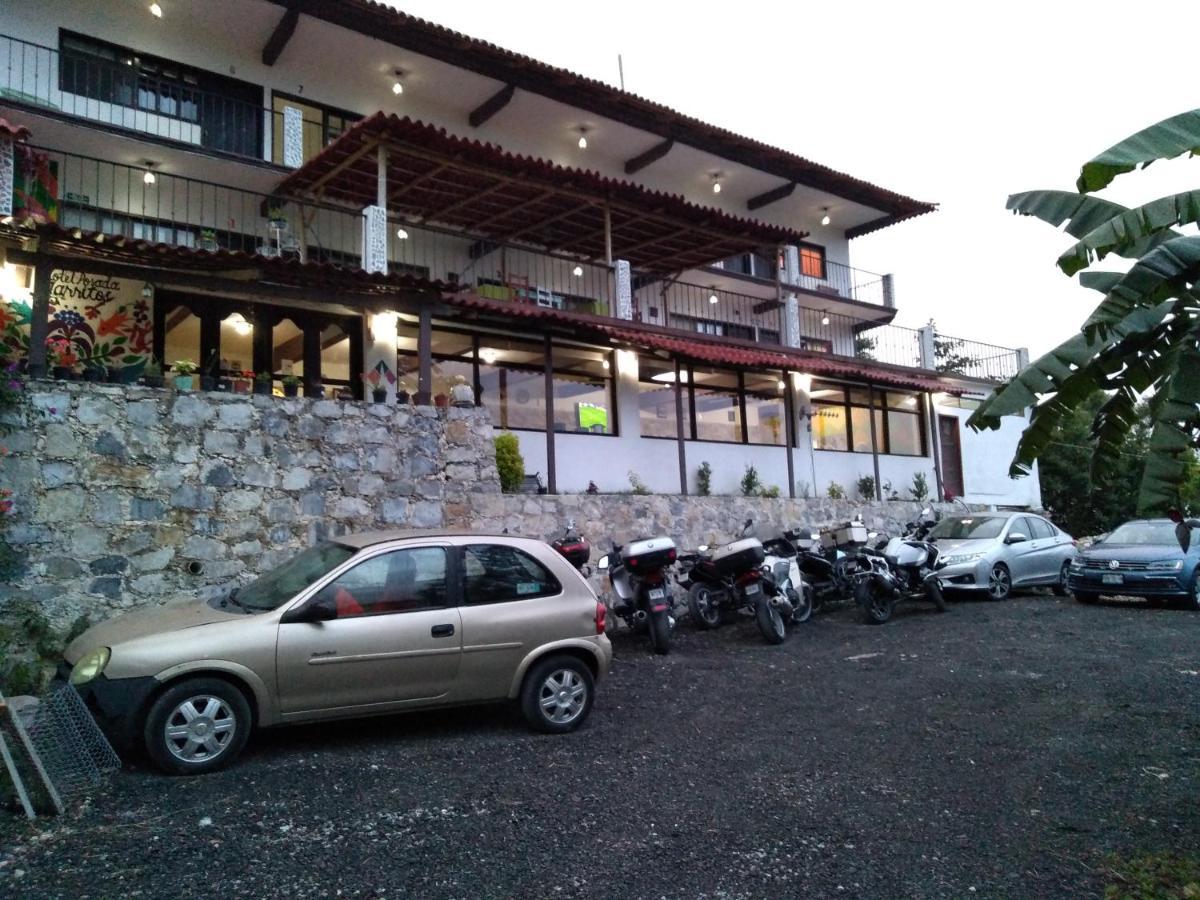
(710, 255, 889, 307)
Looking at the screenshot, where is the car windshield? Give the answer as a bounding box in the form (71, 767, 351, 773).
(929, 516, 1006, 540)
(235, 542, 357, 611)
(1103, 522, 1189, 546)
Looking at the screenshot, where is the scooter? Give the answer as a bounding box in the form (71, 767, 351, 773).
(853, 508, 946, 625)
(597, 536, 678, 655)
(678, 519, 791, 644)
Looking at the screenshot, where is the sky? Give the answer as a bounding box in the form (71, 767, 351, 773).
(383, 0, 1200, 357)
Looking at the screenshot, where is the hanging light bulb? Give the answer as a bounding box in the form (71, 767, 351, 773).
(820, 206, 831, 226)
(777, 380, 786, 391)
(602, 359, 610, 370)
(396, 227, 409, 240)
(392, 69, 404, 95)
(708, 294, 719, 305)
(821, 312, 830, 326)
(143, 164, 157, 185)
(577, 129, 588, 150)
(228, 313, 251, 337)
(572, 265, 583, 277)
(712, 179, 722, 194)
(149, 2, 163, 17)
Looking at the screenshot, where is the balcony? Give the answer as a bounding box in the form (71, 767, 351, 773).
(6, 145, 1021, 382)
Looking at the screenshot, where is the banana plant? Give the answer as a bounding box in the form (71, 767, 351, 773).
(970, 110, 1200, 514)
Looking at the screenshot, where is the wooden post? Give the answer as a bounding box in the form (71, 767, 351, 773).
(26, 259, 53, 378)
(675, 356, 688, 495)
(775, 245, 785, 343)
(604, 203, 615, 318)
(867, 383, 882, 501)
(783, 369, 796, 499)
(376, 144, 387, 208)
(543, 333, 556, 494)
(415, 303, 432, 405)
(927, 392, 945, 501)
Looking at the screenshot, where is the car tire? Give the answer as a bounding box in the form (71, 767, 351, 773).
(987, 563, 1012, 601)
(143, 677, 252, 776)
(1074, 591, 1099, 605)
(520, 655, 595, 734)
(1177, 579, 1200, 611)
(1052, 561, 1071, 597)
(687, 583, 723, 630)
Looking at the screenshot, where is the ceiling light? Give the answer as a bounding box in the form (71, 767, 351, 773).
(651, 370, 689, 383)
(227, 313, 251, 337)
(149, 2, 163, 17)
(572, 265, 583, 277)
(708, 294, 719, 305)
(820, 206, 831, 226)
(712, 178, 722, 194)
(602, 359, 610, 370)
(479, 347, 499, 364)
(392, 69, 404, 95)
(577, 128, 588, 150)
(776, 380, 786, 391)
(142, 163, 157, 185)
(821, 312, 830, 326)
(396, 227, 409, 240)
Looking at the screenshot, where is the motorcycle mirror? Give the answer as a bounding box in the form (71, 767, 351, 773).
(596, 554, 610, 570)
(698, 544, 709, 553)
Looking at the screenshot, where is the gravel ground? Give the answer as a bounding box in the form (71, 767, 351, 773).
(0, 592, 1196, 899)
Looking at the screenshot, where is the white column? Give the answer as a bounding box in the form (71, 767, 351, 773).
(0, 136, 13, 217)
(282, 106, 304, 169)
(791, 372, 818, 499)
(365, 311, 399, 403)
(918, 324, 937, 370)
(782, 245, 801, 348)
(615, 259, 633, 320)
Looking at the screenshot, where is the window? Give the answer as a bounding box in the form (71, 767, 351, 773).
(638, 358, 689, 439)
(1026, 517, 1055, 540)
(462, 545, 560, 604)
(271, 94, 361, 166)
(809, 381, 927, 456)
(691, 367, 741, 443)
(799, 245, 825, 279)
(237, 542, 357, 612)
(743, 372, 787, 446)
(311, 547, 448, 618)
(930, 517, 1007, 541)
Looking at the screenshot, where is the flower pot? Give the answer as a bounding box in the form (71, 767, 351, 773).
(306, 384, 325, 399)
(253, 380, 273, 396)
(82, 367, 104, 383)
(52, 365, 71, 380)
(283, 383, 299, 398)
(396, 389, 410, 405)
(232, 378, 251, 394)
(200, 375, 217, 391)
(173, 374, 195, 391)
(434, 393, 449, 409)
(372, 388, 388, 404)
(142, 375, 165, 389)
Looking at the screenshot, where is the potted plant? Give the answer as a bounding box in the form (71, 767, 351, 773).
(200, 351, 219, 391)
(281, 374, 301, 398)
(106, 362, 125, 383)
(45, 337, 75, 380)
(198, 227, 219, 252)
(82, 361, 105, 383)
(142, 359, 164, 388)
(396, 381, 411, 404)
(253, 372, 273, 396)
(170, 359, 198, 390)
(360, 371, 388, 404)
(232, 370, 253, 394)
(267, 205, 288, 229)
(433, 392, 449, 409)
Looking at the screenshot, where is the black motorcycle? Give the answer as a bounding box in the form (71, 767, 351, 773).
(852, 509, 946, 625)
(597, 535, 678, 654)
(783, 526, 859, 612)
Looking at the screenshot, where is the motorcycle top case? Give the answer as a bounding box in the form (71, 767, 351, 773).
(551, 537, 590, 569)
(711, 537, 766, 576)
(619, 536, 677, 570)
(821, 522, 868, 549)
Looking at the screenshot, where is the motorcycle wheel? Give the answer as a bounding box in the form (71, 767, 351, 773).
(928, 579, 946, 613)
(790, 586, 814, 624)
(648, 609, 671, 655)
(687, 583, 724, 630)
(755, 596, 786, 644)
(856, 578, 895, 625)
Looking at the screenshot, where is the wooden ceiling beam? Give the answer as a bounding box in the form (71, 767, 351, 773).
(262, 3, 303, 66)
(468, 84, 516, 128)
(747, 181, 796, 212)
(623, 138, 674, 175)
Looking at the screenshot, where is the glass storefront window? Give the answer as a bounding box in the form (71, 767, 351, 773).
(162, 306, 200, 368)
(744, 373, 786, 446)
(887, 410, 924, 456)
(219, 313, 253, 377)
(478, 363, 544, 430)
(812, 404, 848, 451)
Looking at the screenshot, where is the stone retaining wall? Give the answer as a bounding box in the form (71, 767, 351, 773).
(0, 383, 497, 628)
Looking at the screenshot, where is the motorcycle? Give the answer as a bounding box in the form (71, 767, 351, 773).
(852, 508, 946, 625)
(784, 526, 859, 612)
(678, 519, 791, 644)
(760, 532, 814, 624)
(550, 519, 591, 572)
(596, 535, 678, 655)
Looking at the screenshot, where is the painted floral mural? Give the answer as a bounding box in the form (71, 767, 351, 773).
(0, 270, 153, 370)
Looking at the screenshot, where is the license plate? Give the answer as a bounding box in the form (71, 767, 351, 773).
(744, 584, 760, 595)
(648, 587, 666, 600)
(1102, 573, 1123, 585)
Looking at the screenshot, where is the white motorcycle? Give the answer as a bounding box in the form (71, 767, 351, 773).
(760, 532, 813, 624)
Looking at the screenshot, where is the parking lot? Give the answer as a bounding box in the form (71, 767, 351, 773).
(0, 592, 1197, 899)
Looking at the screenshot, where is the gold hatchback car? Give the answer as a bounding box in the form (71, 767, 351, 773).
(63, 531, 613, 775)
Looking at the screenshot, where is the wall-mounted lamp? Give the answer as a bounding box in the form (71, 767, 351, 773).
(149, 2, 163, 17)
(792, 372, 813, 394)
(370, 310, 399, 341)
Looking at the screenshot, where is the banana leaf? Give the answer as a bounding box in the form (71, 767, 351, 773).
(1056, 189, 1200, 275)
(1137, 331, 1200, 513)
(1077, 109, 1200, 193)
(1079, 234, 1200, 339)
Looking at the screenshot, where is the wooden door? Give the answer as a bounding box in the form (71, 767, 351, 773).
(938, 415, 965, 499)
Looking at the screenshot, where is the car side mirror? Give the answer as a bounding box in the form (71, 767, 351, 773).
(281, 593, 337, 624)
(596, 554, 610, 571)
(1176, 518, 1200, 553)
(1005, 532, 1028, 544)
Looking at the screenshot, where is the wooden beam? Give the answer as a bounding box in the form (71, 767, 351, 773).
(27, 259, 53, 378)
(675, 355, 688, 495)
(498, 198, 595, 242)
(468, 84, 516, 128)
(747, 181, 796, 212)
(416, 302, 432, 405)
(262, 4, 302, 67)
(624, 138, 673, 175)
(543, 332, 556, 495)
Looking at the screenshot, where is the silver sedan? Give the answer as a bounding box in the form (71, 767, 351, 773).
(933, 512, 1076, 600)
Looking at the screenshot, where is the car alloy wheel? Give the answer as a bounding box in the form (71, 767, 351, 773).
(538, 668, 587, 725)
(164, 695, 237, 763)
(988, 564, 1011, 601)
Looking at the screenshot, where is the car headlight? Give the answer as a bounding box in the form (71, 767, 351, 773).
(1147, 560, 1184, 571)
(69, 647, 111, 686)
(941, 551, 986, 566)
(1069, 557, 1084, 569)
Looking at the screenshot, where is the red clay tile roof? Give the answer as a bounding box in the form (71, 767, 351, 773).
(0, 118, 31, 141)
(275, 113, 805, 273)
(271, 0, 934, 235)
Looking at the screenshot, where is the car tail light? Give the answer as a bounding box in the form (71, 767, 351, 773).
(594, 601, 607, 634)
(667, 548, 677, 563)
(737, 570, 761, 585)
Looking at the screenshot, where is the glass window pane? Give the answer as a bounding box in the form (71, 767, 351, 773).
(690, 366, 739, 391)
(312, 547, 448, 618)
(887, 391, 921, 411)
(800, 246, 824, 278)
(218, 313, 254, 376)
(808, 382, 845, 403)
(693, 387, 741, 442)
(320, 323, 351, 392)
(462, 544, 560, 604)
(887, 410, 923, 456)
(430, 358, 474, 407)
(812, 403, 847, 451)
(638, 378, 687, 439)
(553, 372, 611, 434)
(744, 377, 787, 446)
(851, 406, 883, 453)
(163, 306, 200, 369)
(272, 318, 303, 378)
(478, 363, 544, 430)
(846, 387, 871, 406)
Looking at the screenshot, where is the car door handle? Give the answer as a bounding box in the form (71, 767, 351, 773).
(431, 624, 455, 638)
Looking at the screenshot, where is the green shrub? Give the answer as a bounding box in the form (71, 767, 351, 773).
(797, 481, 811, 499)
(856, 474, 876, 499)
(740, 464, 762, 497)
(493, 432, 525, 493)
(628, 470, 651, 495)
(761, 485, 781, 499)
(911, 471, 930, 502)
(827, 481, 846, 500)
(697, 461, 712, 496)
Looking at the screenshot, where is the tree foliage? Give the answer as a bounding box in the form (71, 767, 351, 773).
(970, 109, 1200, 514)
